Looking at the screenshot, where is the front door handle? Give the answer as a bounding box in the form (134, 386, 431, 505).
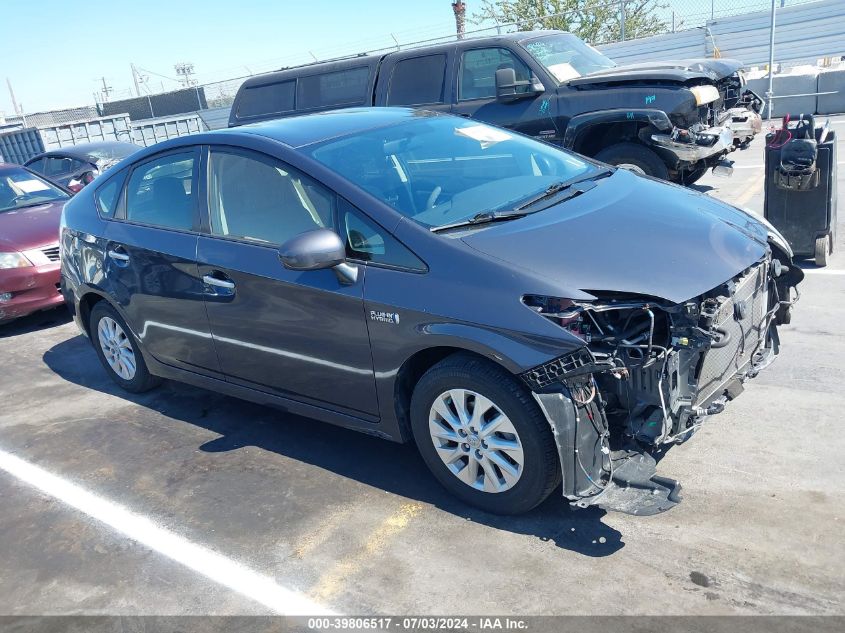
(107, 249, 130, 262)
(203, 274, 235, 289)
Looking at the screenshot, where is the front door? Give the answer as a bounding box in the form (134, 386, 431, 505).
(450, 46, 558, 141)
(196, 146, 379, 417)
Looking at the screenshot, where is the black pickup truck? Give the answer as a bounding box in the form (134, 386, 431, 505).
(229, 30, 763, 184)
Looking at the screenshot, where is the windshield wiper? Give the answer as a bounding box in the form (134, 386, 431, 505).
(513, 167, 613, 212)
(430, 210, 528, 233)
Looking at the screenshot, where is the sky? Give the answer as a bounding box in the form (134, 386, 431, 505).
(0, 0, 788, 116)
(0, 0, 475, 115)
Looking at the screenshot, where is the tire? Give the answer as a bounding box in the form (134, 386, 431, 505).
(676, 166, 709, 185)
(594, 142, 670, 180)
(409, 354, 560, 515)
(89, 302, 161, 393)
(815, 234, 830, 267)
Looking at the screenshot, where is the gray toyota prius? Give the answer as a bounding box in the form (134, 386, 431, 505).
(61, 108, 803, 516)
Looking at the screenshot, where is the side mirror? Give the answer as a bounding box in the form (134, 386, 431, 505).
(67, 170, 96, 193)
(495, 68, 542, 102)
(279, 228, 358, 284)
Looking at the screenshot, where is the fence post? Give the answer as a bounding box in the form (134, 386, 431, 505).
(766, 0, 777, 119)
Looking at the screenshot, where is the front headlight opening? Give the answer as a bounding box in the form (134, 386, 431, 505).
(0, 252, 31, 269)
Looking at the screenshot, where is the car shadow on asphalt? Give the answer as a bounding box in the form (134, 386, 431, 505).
(43, 334, 624, 558)
(0, 306, 71, 339)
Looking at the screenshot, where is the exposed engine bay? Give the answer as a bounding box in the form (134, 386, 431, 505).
(521, 248, 801, 515)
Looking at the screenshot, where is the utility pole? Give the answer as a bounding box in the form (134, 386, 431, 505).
(620, 1, 626, 41)
(131, 64, 141, 97)
(766, 0, 777, 119)
(452, 1, 466, 39)
(6, 77, 22, 116)
(174, 62, 196, 88)
(99, 76, 113, 102)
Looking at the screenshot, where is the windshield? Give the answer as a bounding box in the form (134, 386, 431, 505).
(306, 114, 595, 229)
(522, 33, 616, 83)
(0, 167, 69, 214)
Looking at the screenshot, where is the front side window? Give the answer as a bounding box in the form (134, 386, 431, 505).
(523, 33, 616, 82)
(207, 149, 334, 245)
(125, 153, 196, 230)
(387, 55, 447, 106)
(0, 167, 69, 214)
(342, 203, 426, 271)
(459, 48, 532, 101)
(307, 115, 594, 230)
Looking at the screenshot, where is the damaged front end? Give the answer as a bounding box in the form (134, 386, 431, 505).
(521, 251, 801, 515)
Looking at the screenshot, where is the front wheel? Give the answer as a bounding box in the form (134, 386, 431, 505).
(410, 354, 560, 515)
(815, 234, 830, 267)
(594, 142, 670, 180)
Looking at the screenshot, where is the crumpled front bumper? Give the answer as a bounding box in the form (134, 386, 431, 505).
(651, 125, 734, 163)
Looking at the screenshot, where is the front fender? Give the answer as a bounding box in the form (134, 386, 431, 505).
(563, 108, 673, 151)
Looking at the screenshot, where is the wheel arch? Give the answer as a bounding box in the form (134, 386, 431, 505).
(563, 109, 672, 157)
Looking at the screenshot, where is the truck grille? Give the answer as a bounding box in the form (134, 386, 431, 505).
(695, 263, 769, 405)
(40, 245, 60, 262)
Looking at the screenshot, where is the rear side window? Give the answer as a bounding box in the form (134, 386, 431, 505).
(387, 55, 447, 106)
(237, 81, 296, 118)
(94, 173, 124, 218)
(296, 67, 370, 110)
(125, 153, 196, 231)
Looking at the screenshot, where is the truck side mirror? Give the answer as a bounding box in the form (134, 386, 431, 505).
(495, 68, 542, 102)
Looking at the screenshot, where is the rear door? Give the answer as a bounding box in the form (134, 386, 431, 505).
(375, 49, 455, 114)
(195, 145, 379, 417)
(450, 45, 557, 140)
(104, 147, 220, 376)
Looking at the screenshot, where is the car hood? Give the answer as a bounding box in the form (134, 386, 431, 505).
(569, 58, 743, 87)
(460, 169, 769, 304)
(0, 201, 65, 252)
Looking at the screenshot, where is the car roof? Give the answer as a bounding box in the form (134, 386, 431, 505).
(26, 141, 139, 162)
(215, 107, 435, 148)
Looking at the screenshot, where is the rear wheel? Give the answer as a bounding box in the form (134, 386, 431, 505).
(410, 354, 560, 515)
(815, 234, 830, 267)
(90, 302, 160, 393)
(675, 165, 709, 185)
(594, 142, 669, 180)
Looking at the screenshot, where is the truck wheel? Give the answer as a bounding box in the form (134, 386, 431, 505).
(410, 354, 560, 515)
(595, 142, 669, 180)
(676, 166, 709, 185)
(815, 235, 830, 267)
(90, 302, 161, 393)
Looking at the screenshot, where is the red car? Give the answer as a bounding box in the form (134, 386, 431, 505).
(0, 163, 71, 323)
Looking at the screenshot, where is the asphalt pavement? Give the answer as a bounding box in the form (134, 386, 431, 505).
(0, 116, 843, 617)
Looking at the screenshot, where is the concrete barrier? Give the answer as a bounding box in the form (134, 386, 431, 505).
(770, 73, 818, 118)
(817, 69, 845, 115)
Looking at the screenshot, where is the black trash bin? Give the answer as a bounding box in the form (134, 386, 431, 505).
(763, 114, 837, 267)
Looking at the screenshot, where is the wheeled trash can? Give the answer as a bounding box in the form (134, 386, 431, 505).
(763, 114, 837, 266)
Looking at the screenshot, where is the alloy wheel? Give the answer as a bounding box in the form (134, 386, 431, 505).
(428, 389, 524, 493)
(97, 316, 137, 381)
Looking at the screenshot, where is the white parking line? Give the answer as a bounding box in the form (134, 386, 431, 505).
(0, 447, 335, 616)
(801, 268, 845, 275)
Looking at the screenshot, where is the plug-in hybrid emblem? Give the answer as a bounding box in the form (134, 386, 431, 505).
(370, 310, 400, 324)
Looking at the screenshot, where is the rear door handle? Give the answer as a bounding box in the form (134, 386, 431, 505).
(203, 274, 235, 289)
(107, 249, 130, 262)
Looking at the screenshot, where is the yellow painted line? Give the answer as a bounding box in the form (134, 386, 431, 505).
(293, 501, 359, 560)
(308, 502, 423, 602)
(732, 167, 766, 207)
